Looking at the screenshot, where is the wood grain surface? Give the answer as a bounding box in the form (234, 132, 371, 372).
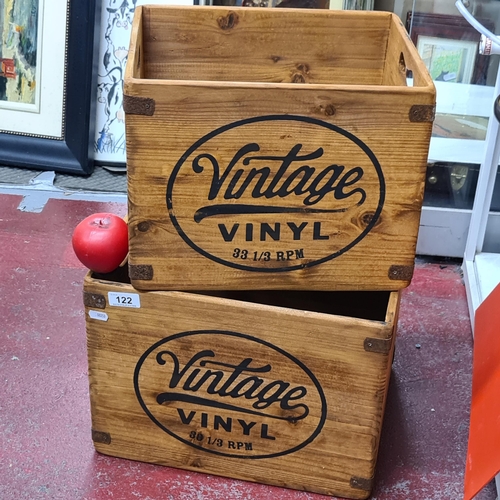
(85, 271, 400, 499)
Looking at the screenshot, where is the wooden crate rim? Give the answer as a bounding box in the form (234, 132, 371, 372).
(137, 3, 410, 22)
(125, 5, 435, 94)
(124, 78, 435, 95)
(84, 272, 399, 330)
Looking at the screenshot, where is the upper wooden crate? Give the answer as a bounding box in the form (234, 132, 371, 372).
(124, 6, 435, 291)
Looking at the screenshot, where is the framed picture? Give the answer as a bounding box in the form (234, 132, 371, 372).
(407, 12, 493, 86)
(94, 0, 193, 169)
(342, 0, 373, 10)
(0, 0, 100, 175)
(417, 36, 478, 84)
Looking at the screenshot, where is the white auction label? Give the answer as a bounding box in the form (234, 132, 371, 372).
(108, 292, 141, 308)
(89, 310, 109, 322)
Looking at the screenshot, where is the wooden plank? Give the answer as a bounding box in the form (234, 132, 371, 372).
(140, 6, 392, 85)
(387, 14, 435, 89)
(382, 14, 410, 87)
(125, 82, 433, 290)
(84, 272, 399, 499)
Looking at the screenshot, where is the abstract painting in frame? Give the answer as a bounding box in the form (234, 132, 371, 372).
(0, 0, 43, 113)
(0, 0, 100, 174)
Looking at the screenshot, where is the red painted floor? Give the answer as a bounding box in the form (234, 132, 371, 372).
(0, 193, 496, 500)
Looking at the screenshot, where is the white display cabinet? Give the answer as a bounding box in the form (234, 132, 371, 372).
(463, 67, 500, 330)
(459, 13, 500, 496)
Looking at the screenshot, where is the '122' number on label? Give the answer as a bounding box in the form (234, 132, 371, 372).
(108, 292, 141, 308)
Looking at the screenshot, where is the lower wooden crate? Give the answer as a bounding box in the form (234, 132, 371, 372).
(84, 269, 400, 499)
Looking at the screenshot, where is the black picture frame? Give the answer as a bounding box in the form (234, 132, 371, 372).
(0, 1, 100, 175)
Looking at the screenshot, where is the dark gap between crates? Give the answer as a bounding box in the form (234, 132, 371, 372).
(91, 269, 390, 322)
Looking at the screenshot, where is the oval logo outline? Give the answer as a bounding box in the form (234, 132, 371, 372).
(134, 329, 327, 459)
(166, 114, 386, 273)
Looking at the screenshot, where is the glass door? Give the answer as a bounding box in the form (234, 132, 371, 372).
(374, 0, 500, 257)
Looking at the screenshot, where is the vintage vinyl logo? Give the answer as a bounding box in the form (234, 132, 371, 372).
(167, 115, 385, 272)
(134, 330, 327, 459)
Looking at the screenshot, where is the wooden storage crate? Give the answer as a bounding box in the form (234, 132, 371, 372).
(85, 268, 400, 499)
(123, 6, 435, 292)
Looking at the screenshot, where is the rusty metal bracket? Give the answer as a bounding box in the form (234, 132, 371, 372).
(409, 104, 435, 123)
(123, 94, 155, 116)
(350, 476, 374, 491)
(388, 264, 414, 281)
(364, 337, 392, 354)
(92, 429, 111, 445)
(129, 264, 154, 281)
(83, 292, 106, 309)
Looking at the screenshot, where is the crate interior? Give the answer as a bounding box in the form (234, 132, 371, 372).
(204, 289, 391, 321)
(136, 7, 412, 87)
(91, 269, 390, 322)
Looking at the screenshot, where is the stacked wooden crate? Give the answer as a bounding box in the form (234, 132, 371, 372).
(84, 6, 435, 499)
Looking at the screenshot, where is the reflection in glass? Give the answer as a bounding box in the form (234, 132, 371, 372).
(433, 114, 488, 141)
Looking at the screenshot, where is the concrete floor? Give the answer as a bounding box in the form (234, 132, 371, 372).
(0, 191, 497, 500)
